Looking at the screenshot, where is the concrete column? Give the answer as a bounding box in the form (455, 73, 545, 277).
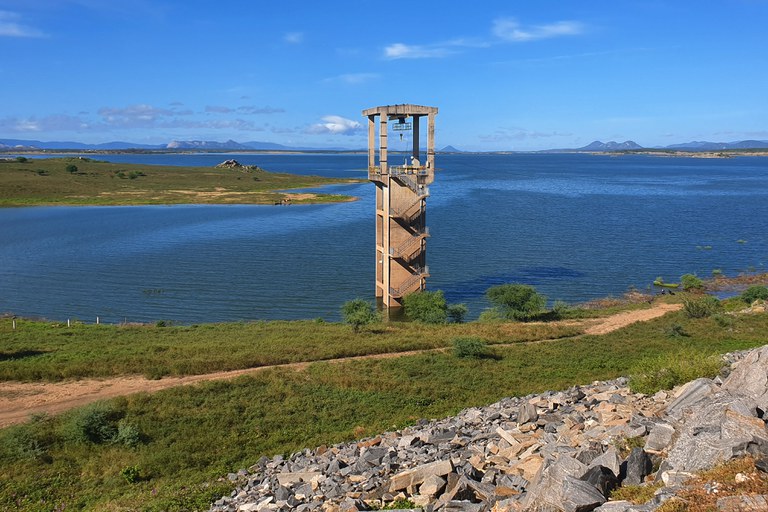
(368, 115, 376, 171)
(379, 117, 388, 174)
(412, 115, 420, 163)
(427, 112, 435, 170)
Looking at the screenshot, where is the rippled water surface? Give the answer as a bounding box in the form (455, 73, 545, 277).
(1, 153, 767, 322)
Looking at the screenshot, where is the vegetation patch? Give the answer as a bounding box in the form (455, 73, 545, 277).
(0, 157, 359, 206)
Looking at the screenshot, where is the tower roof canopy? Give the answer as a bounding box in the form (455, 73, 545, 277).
(362, 104, 438, 117)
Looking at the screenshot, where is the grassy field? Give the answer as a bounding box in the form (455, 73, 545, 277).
(1, 302, 767, 511)
(0, 157, 359, 206)
(0, 318, 581, 382)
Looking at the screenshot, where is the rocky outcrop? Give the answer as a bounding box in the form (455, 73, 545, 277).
(216, 159, 262, 171)
(209, 346, 768, 512)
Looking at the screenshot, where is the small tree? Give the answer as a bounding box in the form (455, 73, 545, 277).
(402, 290, 447, 323)
(447, 303, 468, 323)
(341, 298, 378, 333)
(66, 164, 78, 174)
(681, 273, 704, 291)
(486, 284, 546, 321)
(742, 285, 768, 304)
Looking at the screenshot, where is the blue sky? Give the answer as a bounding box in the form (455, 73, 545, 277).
(1, 0, 767, 151)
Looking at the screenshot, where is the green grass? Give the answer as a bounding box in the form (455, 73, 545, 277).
(0, 157, 360, 206)
(0, 318, 581, 382)
(1, 309, 766, 511)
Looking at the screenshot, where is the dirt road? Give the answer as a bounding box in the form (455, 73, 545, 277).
(0, 302, 682, 428)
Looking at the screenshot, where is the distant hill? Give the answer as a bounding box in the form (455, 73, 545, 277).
(166, 139, 250, 150)
(662, 140, 768, 151)
(577, 140, 644, 151)
(439, 145, 463, 153)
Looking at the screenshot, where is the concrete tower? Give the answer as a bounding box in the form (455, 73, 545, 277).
(362, 104, 438, 309)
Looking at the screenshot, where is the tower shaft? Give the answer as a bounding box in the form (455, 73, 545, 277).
(362, 104, 438, 309)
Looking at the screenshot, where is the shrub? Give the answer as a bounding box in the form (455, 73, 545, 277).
(477, 308, 504, 323)
(446, 303, 468, 323)
(551, 300, 570, 319)
(341, 298, 378, 333)
(628, 349, 723, 395)
(15, 156, 28, 163)
(681, 273, 704, 291)
(682, 295, 721, 318)
(402, 290, 447, 323)
(664, 323, 689, 338)
(66, 402, 121, 444)
(741, 285, 768, 304)
(486, 284, 546, 321)
(121, 465, 141, 484)
(65, 164, 78, 174)
(712, 314, 734, 329)
(116, 420, 142, 448)
(452, 337, 488, 359)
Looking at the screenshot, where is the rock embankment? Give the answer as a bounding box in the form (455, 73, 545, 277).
(210, 347, 768, 512)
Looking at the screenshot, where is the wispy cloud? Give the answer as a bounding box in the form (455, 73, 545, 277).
(0, 10, 46, 37)
(323, 72, 380, 85)
(479, 127, 572, 142)
(0, 114, 90, 132)
(206, 105, 285, 115)
(492, 18, 583, 42)
(384, 17, 585, 59)
(97, 104, 178, 127)
(284, 31, 303, 44)
(384, 43, 457, 60)
(307, 115, 362, 135)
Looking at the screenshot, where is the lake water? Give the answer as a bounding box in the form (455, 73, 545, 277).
(1, 153, 767, 323)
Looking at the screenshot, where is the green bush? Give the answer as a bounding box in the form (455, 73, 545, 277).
(628, 349, 723, 395)
(341, 298, 379, 333)
(682, 295, 722, 318)
(452, 337, 488, 359)
(681, 273, 704, 291)
(65, 402, 121, 444)
(65, 164, 78, 174)
(486, 284, 546, 321)
(116, 420, 142, 448)
(402, 290, 447, 323)
(446, 303, 468, 323)
(741, 285, 768, 304)
(477, 308, 504, 323)
(16, 156, 28, 163)
(121, 465, 142, 484)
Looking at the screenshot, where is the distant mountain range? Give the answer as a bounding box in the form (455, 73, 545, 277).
(0, 138, 346, 152)
(2, 138, 768, 153)
(569, 140, 768, 152)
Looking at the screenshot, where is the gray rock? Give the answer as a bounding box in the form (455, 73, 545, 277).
(589, 447, 622, 479)
(390, 459, 453, 492)
(579, 465, 618, 498)
(623, 448, 653, 485)
(666, 393, 768, 471)
(518, 402, 538, 425)
(716, 494, 768, 511)
(644, 422, 675, 452)
(665, 378, 718, 419)
(721, 345, 768, 406)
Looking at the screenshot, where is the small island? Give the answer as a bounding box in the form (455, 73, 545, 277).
(0, 157, 361, 207)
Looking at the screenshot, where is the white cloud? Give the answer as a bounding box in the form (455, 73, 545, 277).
(308, 115, 362, 135)
(0, 10, 46, 37)
(492, 18, 584, 42)
(205, 105, 234, 114)
(384, 43, 456, 60)
(284, 31, 303, 44)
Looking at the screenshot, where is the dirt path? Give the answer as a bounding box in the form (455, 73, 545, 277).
(0, 302, 682, 428)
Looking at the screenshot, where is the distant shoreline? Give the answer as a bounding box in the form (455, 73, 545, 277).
(3, 148, 768, 158)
